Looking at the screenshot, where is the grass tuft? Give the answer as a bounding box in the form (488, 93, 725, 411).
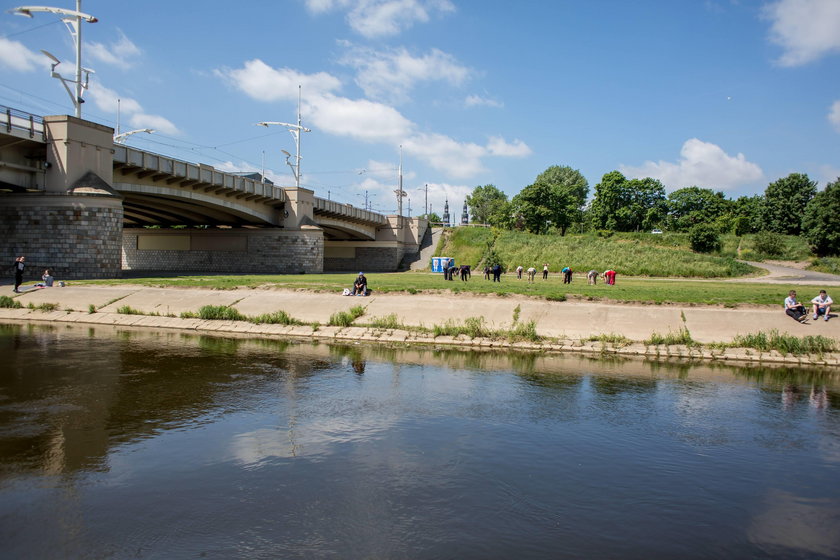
(329, 305, 365, 327)
(730, 329, 836, 355)
(0, 295, 22, 309)
(646, 327, 697, 347)
(250, 310, 301, 325)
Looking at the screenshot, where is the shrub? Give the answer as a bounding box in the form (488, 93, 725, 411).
(752, 230, 786, 257)
(688, 224, 721, 253)
(0, 296, 22, 309)
(733, 216, 751, 237)
(647, 327, 697, 347)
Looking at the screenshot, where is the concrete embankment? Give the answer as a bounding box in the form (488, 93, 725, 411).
(3, 285, 839, 367)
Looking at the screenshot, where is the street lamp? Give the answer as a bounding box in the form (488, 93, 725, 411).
(256, 86, 310, 189)
(12, 1, 98, 118)
(114, 129, 154, 144)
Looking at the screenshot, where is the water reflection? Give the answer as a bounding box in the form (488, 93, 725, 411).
(1, 322, 839, 559)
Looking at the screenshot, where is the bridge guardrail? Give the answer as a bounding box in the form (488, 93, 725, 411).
(114, 145, 286, 203)
(0, 106, 45, 140)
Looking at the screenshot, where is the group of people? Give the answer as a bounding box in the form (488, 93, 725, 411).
(785, 290, 833, 322)
(11, 256, 57, 292)
(510, 265, 617, 286)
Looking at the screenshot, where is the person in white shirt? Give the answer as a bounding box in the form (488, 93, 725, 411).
(784, 290, 807, 322)
(811, 290, 833, 321)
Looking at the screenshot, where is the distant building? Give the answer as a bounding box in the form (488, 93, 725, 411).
(461, 201, 469, 225)
(442, 198, 450, 226)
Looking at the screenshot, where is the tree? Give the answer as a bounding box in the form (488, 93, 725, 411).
(509, 165, 589, 235)
(760, 173, 817, 235)
(534, 165, 589, 235)
(689, 224, 721, 253)
(419, 212, 442, 224)
(589, 171, 666, 231)
(803, 178, 840, 256)
(666, 187, 731, 232)
(732, 195, 764, 234)
(465, 184, 508, 227)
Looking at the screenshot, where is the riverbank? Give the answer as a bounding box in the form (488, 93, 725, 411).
(3, 284, 840, 367)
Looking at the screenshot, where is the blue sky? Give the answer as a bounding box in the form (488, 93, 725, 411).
(1, 0, 838, 216)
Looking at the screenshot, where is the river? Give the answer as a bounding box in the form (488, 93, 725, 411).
(1, 323, 839, 559)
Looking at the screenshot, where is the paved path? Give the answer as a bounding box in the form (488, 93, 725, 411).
(4, 284, 838, 345)
(733, 261, 840, 285)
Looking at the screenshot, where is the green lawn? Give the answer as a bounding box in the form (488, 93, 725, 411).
(82, 271, 812, 307)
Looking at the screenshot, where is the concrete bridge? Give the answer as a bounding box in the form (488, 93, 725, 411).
(0, 107, 427, 279)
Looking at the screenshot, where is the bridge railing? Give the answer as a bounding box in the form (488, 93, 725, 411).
(113, 145, 285, 203)
(313, 196, 388, 224)
(0, 106, 45, 141)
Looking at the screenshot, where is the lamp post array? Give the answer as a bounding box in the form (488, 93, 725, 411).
(12, 1, 98, 118)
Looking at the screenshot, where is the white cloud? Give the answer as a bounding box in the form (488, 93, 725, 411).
(307, 93, 414, 142)
(87, 31, 141, 68)
(87, 82, 179, 135)
(829, 100, 840, 132)
(128, 113, 179, 135)
(339, 43, 470, 104)
(619, 138, 763, 191)
(0, 37, 45, 72)
(465, 94, 503, 108)
(215, 59, 342, 102)
(306, 0, 455, 38)
(764, 0, 840, 66)
(218, 59, 531, 180)
(486, 136, 531, 157)
(819, 165, 840, 185)
(421, 182, 472, 217)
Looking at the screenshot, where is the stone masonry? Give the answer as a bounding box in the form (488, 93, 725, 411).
(122, 228, 324, 274)
(1, 194, 123, 280)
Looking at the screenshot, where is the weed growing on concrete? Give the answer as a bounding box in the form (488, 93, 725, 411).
(118, 305, 145, 315)
(0, 296, 22, 309)
(250, 310, 301, 325)
(545, 294, 566, 302)
(512, 304, 521, 323)
(433, 317, 489, 338)
(587, 333, 631, 347)
(369, 314, 403, 329)
(508, 319, 540, 342)
(329, 305, 365, 327)
(729, 330, 837, 356)
(88, 304, 96, 314)
(190, 305, 246, 321)
(646, 327, 697, 347)
(34, 303, 59, 312)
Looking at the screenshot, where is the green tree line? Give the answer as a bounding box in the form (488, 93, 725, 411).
(463, 167, 840, 257)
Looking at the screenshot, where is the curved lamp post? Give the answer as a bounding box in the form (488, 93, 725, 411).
(11, 1, 98, 118)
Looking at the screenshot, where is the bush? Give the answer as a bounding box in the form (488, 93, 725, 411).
(688, 224, 721, 253)
(752, 230, 786, 257)
(733, 216, 751, 237)
(328, 305, 365, 327)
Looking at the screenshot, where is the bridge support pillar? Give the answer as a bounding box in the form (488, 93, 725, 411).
(1, 116, 123, 281)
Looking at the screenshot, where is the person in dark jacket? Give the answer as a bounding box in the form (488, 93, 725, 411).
(353, 272, 368, 295)
(492, 264, 502, 282)
(13, 256, 25, 293)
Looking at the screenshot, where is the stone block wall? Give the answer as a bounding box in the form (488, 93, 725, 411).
(0, 194, 123, 280)
(324, 244, 405, 272)
(122, 228, 324, 274)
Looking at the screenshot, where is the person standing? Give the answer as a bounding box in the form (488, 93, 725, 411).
(542, 263, 549, 280)
(13, 256, 25, 293)
(785, 290, 807, 322)
(811, 290, 833, 321)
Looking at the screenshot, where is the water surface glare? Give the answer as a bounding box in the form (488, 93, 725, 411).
(1, 323, 839, 559)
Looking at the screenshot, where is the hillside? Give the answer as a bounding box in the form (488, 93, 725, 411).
(435, 228, 768, 278)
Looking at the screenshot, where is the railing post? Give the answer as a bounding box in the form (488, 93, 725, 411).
(5, 108, 10, 133)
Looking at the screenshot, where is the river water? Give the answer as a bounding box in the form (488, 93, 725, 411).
(1, 322, 839, 559)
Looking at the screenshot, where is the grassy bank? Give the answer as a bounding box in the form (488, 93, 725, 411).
(436, 229, 816, 278)
(82, 271, 815, 306)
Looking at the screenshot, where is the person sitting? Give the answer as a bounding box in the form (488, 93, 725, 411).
(42, 269, 54, 287)
(353, 272, 368, 296)
(811, 290, 833, 321)
(785, 290, 807, 322)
